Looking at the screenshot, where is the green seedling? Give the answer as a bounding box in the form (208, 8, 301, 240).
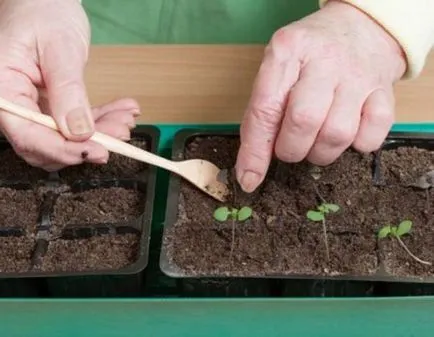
(213, 206, 253, 222)
(213, 206, 253, 263)
(378, 220, 432, 266)
(306, 203, 340, 262)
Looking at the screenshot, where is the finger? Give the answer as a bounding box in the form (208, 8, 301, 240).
(21, 155, 66, 173)
(274, 63, 335, 163)
(92, 98, 140, 121)
(352, 88, 394, 153)
(39, 163, 66, 172)
(39, 92, 139, 129)
(95, 109, 136, 130)
(307, 86, 364, 165)
(236, 30, 302, 192)
(25, 124, 108, 166)
(95, 116, 132, 141)
(0, 95, 108, 168)
(40, 33, 93, 141)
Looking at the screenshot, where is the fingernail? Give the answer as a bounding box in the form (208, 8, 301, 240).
(81, 150, 108, 164)
(240, 170, 261, 193)
(128, 108, 140, 116)
(93, 156, 108, 164)
(66, 108, 93, 136)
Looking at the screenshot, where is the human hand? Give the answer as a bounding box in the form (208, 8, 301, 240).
(0, 0, 134, 171)
(14, 97, 140, 172)
(235, 0, 407, 193)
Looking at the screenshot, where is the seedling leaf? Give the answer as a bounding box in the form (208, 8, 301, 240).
(377, 220, 431, 266)
(324, 203, 340, 213)
(237, 206, 253, 221)
(378, 225, 391, 238)
(307, 210, 324, 222)
(214, 207, 230, 222)
(397, 220, 412, 236)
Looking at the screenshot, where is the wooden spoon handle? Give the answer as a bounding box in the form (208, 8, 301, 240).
(0, 97, 179, 173)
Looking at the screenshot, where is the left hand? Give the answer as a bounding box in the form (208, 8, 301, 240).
(32, 97, 140, 171)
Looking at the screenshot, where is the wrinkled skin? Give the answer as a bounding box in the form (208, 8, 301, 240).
(0, 0, 139, 171)
(236, 1, 407, 193)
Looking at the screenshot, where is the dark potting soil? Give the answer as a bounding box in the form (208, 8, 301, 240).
(0, 237, 34, 273)
(39, 233, 140, 272)
(59, 140, 148, 182)
(378, 146, 434, 277)
(0, 188, 40, 230)
(0, 139, 150, 276)
(51, 187, 144, 229)
(379, 147, 434, 185)
(164, 136, 434, 279)
(0, 148, 47, 182)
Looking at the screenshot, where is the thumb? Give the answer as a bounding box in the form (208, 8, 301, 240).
(40, 36, 93, 141)
(235, 34, 301, 193)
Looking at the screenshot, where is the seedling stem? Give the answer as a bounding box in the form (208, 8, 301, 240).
(213, 206, 253, 263)
(306, 202, 340, 263)
(378, 220, 432, 266)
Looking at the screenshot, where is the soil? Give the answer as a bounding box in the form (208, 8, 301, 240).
(59, 139, 148, 182)
(0, 136, 151, 276)
(51, 187, 145, 231)
(0, 148, 47, 182)
(39, 233, 140, 272)
(0, 237, 35, 273)
(163, 136, 434, 279)
(378, 147, 434, 278)
(0, 188, 40, 230)
(379, 147, 434, 185)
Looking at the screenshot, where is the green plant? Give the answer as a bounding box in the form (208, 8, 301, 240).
(306, 203, 340, 262)
(213, 206, 253, 222)
(378, 220, 432, 266)
(213, 206, 253, 263)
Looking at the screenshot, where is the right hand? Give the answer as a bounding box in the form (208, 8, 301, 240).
(0, 0, 134, 171)
(235, 1, 406, 193)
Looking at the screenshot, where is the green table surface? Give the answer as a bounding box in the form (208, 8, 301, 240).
(0, 297, 433, 337)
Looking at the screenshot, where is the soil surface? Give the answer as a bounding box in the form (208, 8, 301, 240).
(378, 146, 434, 278)
(52, 187, 144, 230)
(0, 136, 150, 276)
(59, 139, 148, 182)
(0, 188, 40, 230)
(163, 136, 434, 278)
(0, 237, 34, 273)
(379, 147, 434, 186)
(39, 233, 139, 272)
(0, 148, 47, 182)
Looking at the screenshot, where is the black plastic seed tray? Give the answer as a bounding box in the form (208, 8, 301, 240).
(0, 125, 159, 297)
(160, 129, 434, 297)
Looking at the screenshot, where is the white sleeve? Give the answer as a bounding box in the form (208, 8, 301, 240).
(319, 0, 434, 79)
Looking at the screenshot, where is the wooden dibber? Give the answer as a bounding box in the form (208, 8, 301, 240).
(0, 97, 230, 202)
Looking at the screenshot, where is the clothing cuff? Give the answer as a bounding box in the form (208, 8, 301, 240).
(319, 0, 434, 79)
